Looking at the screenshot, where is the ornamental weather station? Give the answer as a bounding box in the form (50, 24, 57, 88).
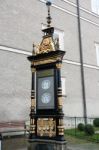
(27, 0, 67, 149)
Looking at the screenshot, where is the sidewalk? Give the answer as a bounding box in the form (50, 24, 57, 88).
(68, 143, 99, 150)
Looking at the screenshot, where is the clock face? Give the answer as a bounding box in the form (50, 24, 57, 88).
(41, 93, 51, 104)
(41, 80, 51, 90)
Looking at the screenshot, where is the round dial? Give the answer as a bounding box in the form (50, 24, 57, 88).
(41, 79, 51, 90)
(41, 93, 51, 104)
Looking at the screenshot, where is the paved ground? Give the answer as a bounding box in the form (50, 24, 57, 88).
(1, 137, 99, 150)
(68, 143, 99, 150)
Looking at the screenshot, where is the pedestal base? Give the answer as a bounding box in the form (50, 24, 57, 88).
(28, 139, 67, 150)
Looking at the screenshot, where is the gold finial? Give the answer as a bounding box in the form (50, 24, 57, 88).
(32, 43, 40, 55)
(32, 43, 36, 55)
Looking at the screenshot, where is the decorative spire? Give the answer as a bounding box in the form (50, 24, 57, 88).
(46, 0, 52, 27)
(32, 43, 36, 55)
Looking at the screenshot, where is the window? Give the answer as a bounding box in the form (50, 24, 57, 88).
(95, 43, 99, 66)
(91, 0, 99, 15)
(42, 24, 64, 50)
(61, 77, 66, 96)
(53, 29, 64, 50)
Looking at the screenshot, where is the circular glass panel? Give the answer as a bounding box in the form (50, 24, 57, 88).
(41, 93, 51, 104)
(41, 79, 51, 90)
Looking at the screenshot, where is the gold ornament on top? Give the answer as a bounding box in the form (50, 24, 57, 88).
(33, 37, 55, 55)
(39, 37, 55, 53)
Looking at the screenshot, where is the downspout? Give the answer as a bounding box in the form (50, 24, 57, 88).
(76, 0, 87, 124)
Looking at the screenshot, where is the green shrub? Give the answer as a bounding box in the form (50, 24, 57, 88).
(77, 123, 85, 131)
(84, 124, 94, 136)
(93, 118, 99, 127)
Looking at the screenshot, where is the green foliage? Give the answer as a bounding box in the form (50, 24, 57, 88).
(77, 123, 85, 131)
(84, 124, 94, 136)
(65, 127, 99, 143)
(93, 118, 99, 127)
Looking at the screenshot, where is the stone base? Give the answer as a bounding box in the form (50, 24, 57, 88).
(28, 139, 67, 150)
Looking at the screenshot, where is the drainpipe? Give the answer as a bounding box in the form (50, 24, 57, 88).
(76, 0, 87, 124)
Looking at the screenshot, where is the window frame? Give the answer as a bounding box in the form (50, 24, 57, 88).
(95, 43, 99, 66)
(91, 0, 99, 15)
(61, 77, 66, 97)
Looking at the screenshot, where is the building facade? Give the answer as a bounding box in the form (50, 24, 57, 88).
(0, 0, 99, 122)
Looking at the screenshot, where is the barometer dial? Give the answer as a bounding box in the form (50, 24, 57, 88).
(41, 79, 51, 90)
(41, 93, 51, 104)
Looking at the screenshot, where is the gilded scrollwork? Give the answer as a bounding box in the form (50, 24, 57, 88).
(37, 118, 56, 137)
(39, 37, 55, 53)
(33, 37, 55, 54)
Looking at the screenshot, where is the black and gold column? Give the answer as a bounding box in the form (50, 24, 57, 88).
(29, 66, 36, 139)
(56, 61, 65, 141)
(56, 62, 63, 112)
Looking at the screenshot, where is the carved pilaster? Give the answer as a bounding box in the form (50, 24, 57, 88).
(29, 67, 36, 138)
(30, 119, 36, 134)
(57, 118, 64, 136)
(31, 90, 36, 111)
(56, 62, 63, 111)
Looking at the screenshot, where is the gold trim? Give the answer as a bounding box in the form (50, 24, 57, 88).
(37, 118, 56, 137)
(58, 97, 63, 107)
(38, 37, 55, 53)
(56, 63, 62, 69)
(58, 132, 64, 135)
(57, 126, 64, 129)
(32, 55, 62, 66)
(30, 125, 35, 128)
(30, 118, 36, 134)
(57, 125, 64, 136)
(57, 118, 64, 136)
(31, 68, 36, 72)
(31, 100, 35, 107)
(33, 58, 56, 65)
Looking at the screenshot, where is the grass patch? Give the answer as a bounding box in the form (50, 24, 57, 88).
(65, 127, 99, 143)
(95, 127, 99, 131)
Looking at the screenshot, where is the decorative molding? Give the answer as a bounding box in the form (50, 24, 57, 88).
(63, 59, 99, 70)
(62, 0, 99, 18)
(63, 59, 80, 66)
(39, 0, 99, 28)
(0, 45, 99, 70)
(0, 45, 31, 55)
